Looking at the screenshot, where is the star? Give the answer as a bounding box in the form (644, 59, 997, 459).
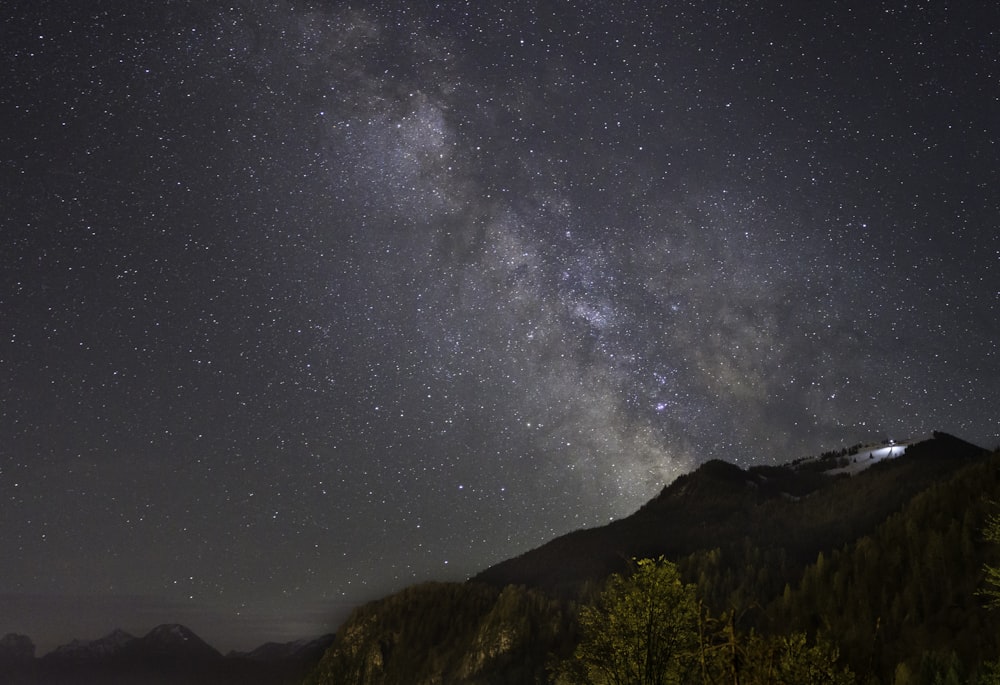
(1, 0, 997, 654)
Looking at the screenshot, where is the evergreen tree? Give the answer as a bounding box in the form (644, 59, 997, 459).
(982, 509, 1000, 610)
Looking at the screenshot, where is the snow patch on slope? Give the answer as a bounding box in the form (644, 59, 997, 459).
(826, 442, 911, 475)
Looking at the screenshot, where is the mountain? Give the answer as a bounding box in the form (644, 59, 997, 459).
(305, 431, 1000, 684)
(0, 633, 34, 663)
(46, 628, 136, 662)
(0, 624, 332, 685)
(230, 633, 335, 662)
(472, 432, 986, 596)
(32, 624, 221, 685)
(303, 581, 573, 685)
(223, 633, 337, 685)
(134, 623, 222, 661)
(0, 635, 35, 685)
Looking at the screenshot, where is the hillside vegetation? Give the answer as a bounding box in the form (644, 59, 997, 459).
(306, 433, 1000, 684)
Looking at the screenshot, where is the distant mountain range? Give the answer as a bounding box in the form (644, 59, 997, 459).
(0, 623, 333, 685)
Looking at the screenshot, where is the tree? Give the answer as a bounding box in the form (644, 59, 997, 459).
(739, 632, 855, 685)
(982, 510, 1000, 609)
(693, 618, 855, 685)
(562, 557, 699, 685)
(977, 507, 1000, 685)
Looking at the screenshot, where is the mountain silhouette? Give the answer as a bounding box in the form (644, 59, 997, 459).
(0, 624, 334, 685)
(472, 431, 987, 594)
(304, 431, 999, 684)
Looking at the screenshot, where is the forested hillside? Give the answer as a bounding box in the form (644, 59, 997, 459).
(306, 435, 1000, 684)
(475, 434, 987, 596)
(303, 583, 573, 685)
(770, 452, 1000, 682)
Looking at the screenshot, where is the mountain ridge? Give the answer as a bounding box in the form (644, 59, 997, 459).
(471, 431, 987, 594)
(0, 623, 335, 685)
(304, 430, 999, 684)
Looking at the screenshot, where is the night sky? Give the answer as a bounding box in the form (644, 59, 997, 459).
(2, 1, 998, 654)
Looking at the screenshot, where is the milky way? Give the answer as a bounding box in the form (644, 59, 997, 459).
(2, 1, 997, 651)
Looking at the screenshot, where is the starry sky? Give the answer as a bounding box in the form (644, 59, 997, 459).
(2, 0, 998, 654)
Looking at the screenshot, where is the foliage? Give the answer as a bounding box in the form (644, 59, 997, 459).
(771, 451, 1000, 683)
(305, 581, 571, 685)
(733, 631, 855, 685)
(559, 557, 699, 685)
(975, 504, 1000, 685)
(981, 509, 1000, 609)
(558, 558, 857, 685)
